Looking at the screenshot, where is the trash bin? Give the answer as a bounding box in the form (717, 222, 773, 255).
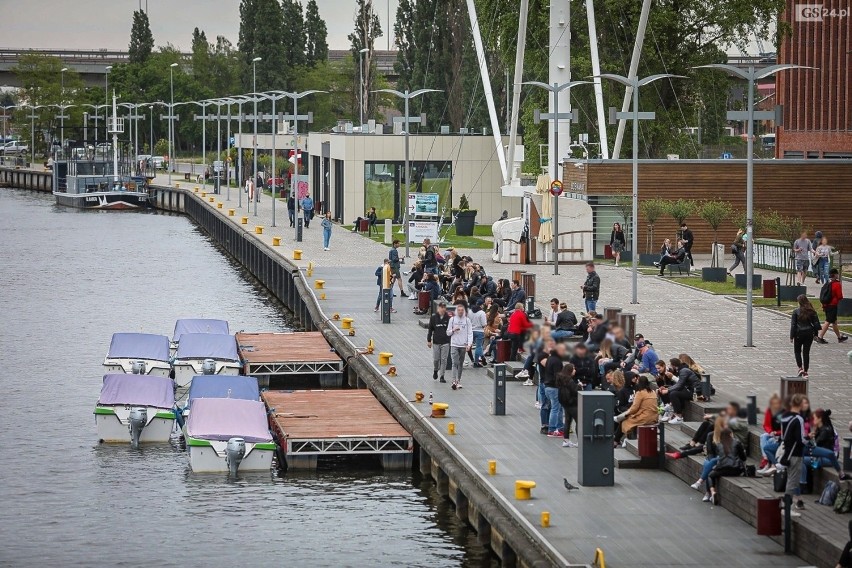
(780, 376, 808, 400)
(763, 279, 776, 299)
(359, 219, 369, 232)
(638, 425, 658, 458)
(604, 244, 613, 259)
(184, 173, 191, 181)
(756, 497, 782, 536)
(495, 339, 511, 363)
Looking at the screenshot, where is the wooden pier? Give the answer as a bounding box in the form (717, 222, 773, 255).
(262, 390, 413, 470)
(236, 331, 343, 387)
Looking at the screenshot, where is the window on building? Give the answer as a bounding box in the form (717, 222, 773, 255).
(416, 161, 452, 216)
(366, 160, 453, 221)
(364, 162, 399, 220)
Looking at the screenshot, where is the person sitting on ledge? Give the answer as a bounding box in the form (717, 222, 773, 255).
(659, 357, 700, 424)
(614, 375, 659, 446)
(757, 394, 784, 475)
(570, 343, 598, 390)
(706, 427, 746, 505)
(352, 206, 377, 233)
(802, 408, 848, 481)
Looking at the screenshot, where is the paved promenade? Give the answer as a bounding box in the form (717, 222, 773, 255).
(160, 180, 852, 566)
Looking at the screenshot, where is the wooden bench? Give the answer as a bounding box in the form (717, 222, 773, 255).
(666, 260, 691, 276)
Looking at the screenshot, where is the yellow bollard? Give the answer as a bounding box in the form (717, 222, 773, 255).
(415, 391, 424, 403)
(540, 511, 550, 528)
(314, 279, 325, 289)
(217, 202, 223, 209)
(255, 226, 264, 234)
(228, 209, 235, 217)
(306, 261, 314, 277)
(319, 293, 326, 300)
(193, 187, 199, 193)
(201, 192, 206, 197)
(487, 460, 497, 475)
(293, 250, 302, 260)
(378, 352, 393, 365)
(430, 403, 448, 418)
(593, 548, 606, 568)
(207, 197, 214, 203)
(448, 422, 456, 435)
(366, 339, 374, 354)
(241, 216, 248, 225)
(175, 183, 180, 189)
(341, 317, 353, 329)
(514, 480, 536, 500)
(272, 236, 281, 246)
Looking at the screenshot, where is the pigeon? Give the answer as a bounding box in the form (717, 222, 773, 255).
(563, 478, 579, 492)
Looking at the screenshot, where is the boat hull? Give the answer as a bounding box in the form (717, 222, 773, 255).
(103, 359, 171, 376)
(173, 362, 241, 388)
(95, 406, 175, 443)
(54, 191, 149, 210)
(187, 437, 275, 473)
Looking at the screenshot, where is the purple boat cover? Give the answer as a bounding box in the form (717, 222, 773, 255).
(188, 375, 260, 404)
(107, 333, 170, 361)
(186, 398, 272, 443)
(174, 333, 239, 361)
(98, 374, 175, 408)
(173, 319, 230, 342)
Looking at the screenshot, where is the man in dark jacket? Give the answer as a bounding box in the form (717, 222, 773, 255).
(551, 302, 578, 341)
(779, 393, 808, 513)
(570, 343, 597, 389)
(543, 343, 567, 436)
(656, 239, 687, 275)
(507, 280, 526, 311)
(287, 194, 296, 227)
(581, 262, 600, 312)
(427, 302, 451, 383)
(423, 243, 438, 274)
(680, 223, 694, 266)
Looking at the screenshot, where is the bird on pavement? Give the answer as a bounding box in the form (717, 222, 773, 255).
(563, 478, 579, 492)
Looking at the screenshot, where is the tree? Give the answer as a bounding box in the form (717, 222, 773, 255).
(238, 0, 259, 91)
(699, 199, 735, 267)
(665, 199, 698, 237)
(191, 27, 210, 81)
(349, 0, 382, 120)
(209, 36, 240, 97)
(304, 0, 328, 66)
(128, 10, 155, 64)
(253, 0, 288, 92)
(767, 211, 806, 284)
(640, 198, 668, 253)
(293, 58, 356, 130)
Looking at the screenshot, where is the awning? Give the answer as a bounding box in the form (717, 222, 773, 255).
(186, 398, 271, 443)
(174, 333, 239, 362)
(172, 319, 229, 342)
(98, 374, 175, 408)
(107, 333, 170, 361)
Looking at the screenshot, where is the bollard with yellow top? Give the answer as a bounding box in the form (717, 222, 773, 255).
(194, 187, 199, 193)
(540, 511, 550, 528)
(208, 197, 215, 203)
(293, 250, 302, 260)
(365, 339, 374, 354)
(306, 261, 314, 277)
(341, 317, 353, 330)
(201, 192, 206, 197)
(314, 279, 325, 289)
(487, 460, 497, 475)
(319, 293, 326, 300)
(514, 480, 536, 500)
(216, 202, 223, 209)
(447, 422, 456, 435)
(430, 403, 448, 418)
(272, 236, 281, 246)
(241, 216, 248, 225)
(255, 226, 264, 234)
(228, 208, 235, 217)
(414, 391, 424, 403)
(378, 352, 393, 365)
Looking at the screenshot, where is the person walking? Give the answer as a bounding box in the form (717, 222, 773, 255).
(287, 193, 296, 227)
(388, 239, 408, 298)
(609, 223, 626, 267)
(816, 268, 849, 344)
(544, 342, 567, 437)
(790, 294, 820, 378)
(427, 301, 451, 383)
(301, 194, 314, 228)
(245, 176, 255, 203)
(779, 393, 809, 515)
(681, 222, 694, 266)
(321, 211, 333, 251)
(580, 262, 600, 313)
(793, 231, 812, 286)
(728, 229, 747, 276)
(447, 303, 473, 390)
(812, 234, 831, 285)
(469, 303, 487, 368)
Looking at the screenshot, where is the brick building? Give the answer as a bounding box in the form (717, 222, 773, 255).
(776, 0, 851, 158)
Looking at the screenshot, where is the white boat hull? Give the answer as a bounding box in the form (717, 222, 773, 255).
(187, 438, 275, 473)
(95, 405, 175, 443)
(173, 361, 241, 388)
(103, 358, 171, 376)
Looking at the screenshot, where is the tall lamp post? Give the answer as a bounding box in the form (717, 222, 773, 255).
(189, 99, 216, 191)
(251, 57, 262, 215)
(60, 67, 68, 154)
(104, 65, 112, 144)
(523, 80, 590, 275)
(695, 63, 808, 347)
(168, 62, 179, 184)
(358, 47, 369, 126)
(374, 89, 439, 258)
(25, 104, 42, 165)
(596, 72, 685, 304)
(252, 91, 292, 228)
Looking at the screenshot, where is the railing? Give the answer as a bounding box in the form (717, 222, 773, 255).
(753, 238, 838, 275)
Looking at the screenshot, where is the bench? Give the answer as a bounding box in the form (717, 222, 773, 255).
(666, 260, 691, 276)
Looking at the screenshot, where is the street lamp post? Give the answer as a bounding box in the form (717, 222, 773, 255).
(104, 66, 112, 145)
(524, 80, 590, 275)
(358, 47, 369, 126)
(695, 63, 808, 347)
(252, 57, 261, 216)
(374, 89, 439, 258)
(26, 104, 41, 165)
(596, 72, 685, 304)
(60, 67, 68, 154)
(168, 62, 178, 184)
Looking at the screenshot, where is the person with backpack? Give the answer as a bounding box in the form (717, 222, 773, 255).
(426, 301, 451, 383)
(779, 393, 809, 515)
(802, 409, 848, 483)
(706, 427, 747, 505)
(816, 268, 849, 344)
(790, 294, 822, 378)
(728, 229, 747, 276)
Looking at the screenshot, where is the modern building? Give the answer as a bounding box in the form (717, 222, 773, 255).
(776, 0, 851, 158)
(305, 132, 517, 227)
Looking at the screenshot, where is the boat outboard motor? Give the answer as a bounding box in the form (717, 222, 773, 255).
(131, 360, 147, 374)
(201, 358, 216, 375)
(128, 407, 148, 449)
(225, 437, 246, 476)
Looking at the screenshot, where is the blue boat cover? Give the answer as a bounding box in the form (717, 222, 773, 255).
(186, 398, 272, 443)
(172, 318, 229, 342)
(107, 333, 171, 361)
(98, 374, 175, 408)
(188, 375, 260, 403)
(174, 333, 239, 361)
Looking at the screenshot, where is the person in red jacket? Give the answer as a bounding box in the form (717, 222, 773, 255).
(507, 302, 534, 360)
(816, 268, 849, 344)
(757, 393, 783, 474)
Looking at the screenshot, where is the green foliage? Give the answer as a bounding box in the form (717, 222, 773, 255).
(350, 0, 383, 121)
(766, 211, 805, 245)
(612, 194, 633, 226)
(698, 199, 735, 242)
(458, 193, 471, 210)
(281, 0, 307, 73)
(665, 199, 698, 226)
(128, 10, 154, 64)
(153, 138, 169, 157)
(293, 58, 356, 129)
(238, 0, 259, 90)
(304, 0, 328, 66)
(640, 198, 668, 226)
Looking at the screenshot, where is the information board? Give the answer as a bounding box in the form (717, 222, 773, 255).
(408, 220, 439, 243)
(407, 193, 440, 217)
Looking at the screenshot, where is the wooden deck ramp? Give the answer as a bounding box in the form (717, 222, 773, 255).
(262, 390, 413, 469)
(236, 332, 343, 387)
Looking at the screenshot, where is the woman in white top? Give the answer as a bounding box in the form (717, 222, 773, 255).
(812, 235, 832, 284)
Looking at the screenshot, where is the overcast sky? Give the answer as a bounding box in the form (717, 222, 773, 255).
(1, 0, 400, 51)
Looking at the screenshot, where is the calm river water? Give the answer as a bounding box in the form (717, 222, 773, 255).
(0, 190, 496, 567)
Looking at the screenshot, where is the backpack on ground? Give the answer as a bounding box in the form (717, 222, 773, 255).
(820, 281, 833, 304)
(818, 480, 840, 506)
(834, 484, 852, 514)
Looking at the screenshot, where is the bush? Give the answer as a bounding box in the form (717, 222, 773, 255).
(153, 138, 169, 157)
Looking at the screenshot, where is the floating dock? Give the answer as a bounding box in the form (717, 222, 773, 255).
(262, 390, 413, 470)
(236, 331, 343, 387)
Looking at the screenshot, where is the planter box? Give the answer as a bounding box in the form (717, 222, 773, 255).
(735, 273, 763, 289)
(702, 267, 728, 282)
(778, 285, 807, 302)
(455, 210, 477, 236)
(639, 253, 658, 267)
